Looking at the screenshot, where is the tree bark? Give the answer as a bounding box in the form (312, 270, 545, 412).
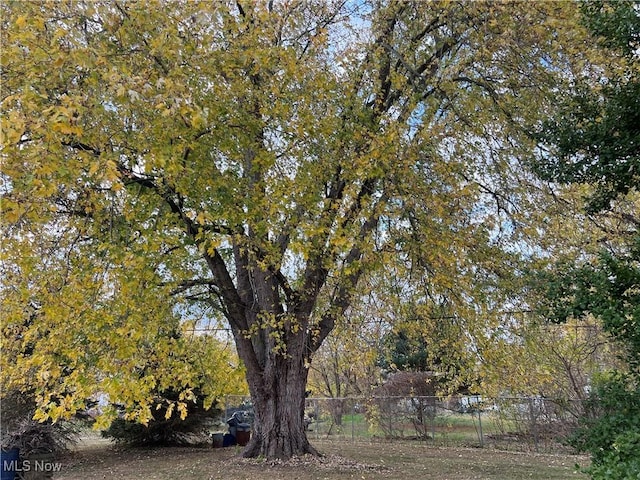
(241, 350, 318, 459)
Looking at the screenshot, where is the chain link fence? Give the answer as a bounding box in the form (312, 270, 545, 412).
(224, 395, 586, 453)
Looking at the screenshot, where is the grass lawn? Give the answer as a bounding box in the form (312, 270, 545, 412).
(53, 434, 588, 480)
(311, 412, 546, 452)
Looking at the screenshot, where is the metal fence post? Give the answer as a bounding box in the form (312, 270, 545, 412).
(351, 401, 355, 442)
(528, 397, 539, 452)
(315, 398, 320, 440)
(477, 407, 484, 448)
(431, 398, 436, 442)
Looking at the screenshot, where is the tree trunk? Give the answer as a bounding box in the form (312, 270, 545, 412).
(242, 352, 318, 459)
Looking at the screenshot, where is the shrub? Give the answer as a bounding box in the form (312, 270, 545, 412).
(586, 431, 640, 480)
(101, 389, 221, 446)
(568, 372, 640, 479)
(0, 390, 78, 456)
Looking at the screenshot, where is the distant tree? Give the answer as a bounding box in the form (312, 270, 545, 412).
(480, 315, 620, 402)
(384, 328, 429, 372)
(379, 305, 477, 394)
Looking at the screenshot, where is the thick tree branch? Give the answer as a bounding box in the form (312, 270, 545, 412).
(370, 2, 406, 116)
(111, 161, 248, 331)
(61, 140, 101, 157)
(164, 278, 220, 296)
(308, 201, 384, 353)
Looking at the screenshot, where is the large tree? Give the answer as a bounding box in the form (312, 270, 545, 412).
(535, 0, 639, 374)
(533, 2, 639, 477)
(1, 1, 599, 458)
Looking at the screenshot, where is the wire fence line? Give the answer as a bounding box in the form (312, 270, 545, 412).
(223, 395, 587, 453)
